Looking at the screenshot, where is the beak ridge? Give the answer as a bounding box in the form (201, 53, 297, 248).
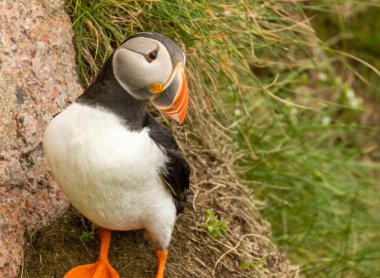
(152, 68, 189, 124)
(160, 73, 188, 124)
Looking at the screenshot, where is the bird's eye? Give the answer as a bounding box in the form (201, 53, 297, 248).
(146, 50, 158, 62)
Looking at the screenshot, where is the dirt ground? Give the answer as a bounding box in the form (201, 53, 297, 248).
(21, 207, 199, 278)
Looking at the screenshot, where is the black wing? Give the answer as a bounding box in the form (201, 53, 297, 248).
(147, 115, 190, 214)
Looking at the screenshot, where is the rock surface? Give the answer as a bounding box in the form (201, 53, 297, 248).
(0, 0, 82, 276)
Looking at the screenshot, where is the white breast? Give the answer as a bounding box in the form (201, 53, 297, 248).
(43, 103, 176, 240)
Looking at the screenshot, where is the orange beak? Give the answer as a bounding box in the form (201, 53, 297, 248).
(152, 65, 189, 124)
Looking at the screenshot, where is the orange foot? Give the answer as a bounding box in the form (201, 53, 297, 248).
(64, 229, 120, 278)
(64, 260, 119, 278)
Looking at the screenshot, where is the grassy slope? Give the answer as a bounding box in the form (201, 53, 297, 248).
(61, 0, 380, 277)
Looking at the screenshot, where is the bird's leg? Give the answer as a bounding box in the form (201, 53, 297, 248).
(64, 228, 119, 278)
(97, 229, 112, 263)
(155, 249, 168, 278)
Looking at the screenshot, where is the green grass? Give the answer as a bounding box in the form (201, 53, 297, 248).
(64, 0, 380, 276)
(237, 111, 380, 276)
(234, 3, 380, 276)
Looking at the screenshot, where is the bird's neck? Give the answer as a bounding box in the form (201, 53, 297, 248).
(76, 55, 148, 130)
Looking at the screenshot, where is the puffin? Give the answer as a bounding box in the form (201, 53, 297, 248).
(43, 32, 190, 278)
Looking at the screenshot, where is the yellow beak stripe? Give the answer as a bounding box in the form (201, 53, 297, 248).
(149, 83, 164, 94)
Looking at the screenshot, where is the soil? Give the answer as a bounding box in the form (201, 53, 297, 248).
(21, 207, 192, 278)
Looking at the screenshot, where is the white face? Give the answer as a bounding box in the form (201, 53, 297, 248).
(113, 37, 174, 100)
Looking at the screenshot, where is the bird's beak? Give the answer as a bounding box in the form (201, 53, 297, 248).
(151, 63, 189, 124)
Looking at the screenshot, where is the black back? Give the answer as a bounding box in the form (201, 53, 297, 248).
(147, 116, 190, 214)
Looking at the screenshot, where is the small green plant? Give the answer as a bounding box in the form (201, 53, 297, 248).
(240, 260, 264, 270)
(203, 209, 229, 238)
(79, 231, 95, 243)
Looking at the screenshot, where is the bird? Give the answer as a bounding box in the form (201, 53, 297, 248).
(43, 32, 190, 278)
